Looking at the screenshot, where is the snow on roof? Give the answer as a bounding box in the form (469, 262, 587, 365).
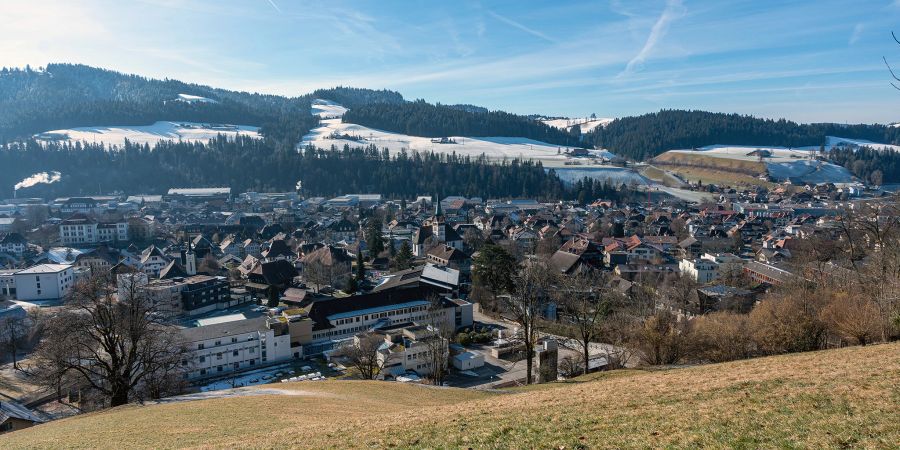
(46, 247, 89, 264)
(194, 313, 248, 327)
(421, 263, 460, 288)
(167, 188, 231, 196)
(126, 195, 163, 203)
(16, 263, 72, 274)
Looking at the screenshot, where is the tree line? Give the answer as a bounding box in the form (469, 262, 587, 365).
(828, 146, 900, 184)
(585, 110, 900, 161)
(341, 100, 583, 147)
(1, 137, 634, 203)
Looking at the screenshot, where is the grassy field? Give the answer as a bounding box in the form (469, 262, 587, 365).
(652, 152, 777, 188)
(5, 343, 899, 449)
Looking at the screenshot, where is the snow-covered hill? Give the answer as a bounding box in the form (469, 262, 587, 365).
(302, 99, 613, 167)
(35, 121, 261, 148)
(310, 99, 348, 119)
(541, 117, 614, 134)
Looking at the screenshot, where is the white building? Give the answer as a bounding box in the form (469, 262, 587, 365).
(679, 258, 719, 284)
(0, 233, 27, 256)
(377, 324, 449, 378)
(179, 317, 292, 380)
(13, 264, 75, 301)
(59, 213, 128, 246)
(452, 351, 485, 371)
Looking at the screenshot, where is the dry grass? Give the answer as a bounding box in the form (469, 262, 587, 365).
(652, 152, 777, 188)
(6, 343, 900, 449)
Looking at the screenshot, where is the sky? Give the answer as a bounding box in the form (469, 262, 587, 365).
(3, 0, 900, 123)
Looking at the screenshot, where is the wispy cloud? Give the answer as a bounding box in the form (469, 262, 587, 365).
(849, 23, 864, 45)
(621, 0, 685, 75)
(486, 10, 557, 44)
(264, 0, 281, 14)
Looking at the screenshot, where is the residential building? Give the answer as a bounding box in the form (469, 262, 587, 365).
(0, 233, 26, 256)
(679, 258, 720, 284)
(13, 264, 75, 301)
(180, 317, 292, 380)
(59, 213, 128, 246)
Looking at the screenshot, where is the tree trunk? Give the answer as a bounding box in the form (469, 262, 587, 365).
(110, 384, 129, 407)
(583, 343, 590, 376)
(525, 346, 534, 385)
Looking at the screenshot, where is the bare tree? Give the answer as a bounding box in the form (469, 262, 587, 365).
(503, 258, 556, 385)
(423, 296, 454, 386)
(555, 271, 616, 376)
(304, 259, 335, 293)
(661, 274, 699, 312)
(333, 333, 387, 380)
(33, 272, 186, 407)
(749, 283, 828, 355)
(689, 311, 754, 362)
(0, 314, 31, 371)
(633, 310, 690, 365)
(820, 294, 883, 346)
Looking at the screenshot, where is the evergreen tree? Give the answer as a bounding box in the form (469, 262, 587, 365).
(394, 241, 413, 270)
(366, 217, 385, 256)
(345, 276, 358, 294)
(355, 250, 366, 282)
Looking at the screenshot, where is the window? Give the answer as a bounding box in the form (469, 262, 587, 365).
(198, 343, 205, 350)
(233, 362, 240, 369)
(200, 369, 207, 375)
(249, 347, 255, 354)
(199, 356, 206, 363)
(215, 340, 221, 346)
(217, 353, 223, 360)
(217, 366, 223, 372)
(233, 350, 239, 356)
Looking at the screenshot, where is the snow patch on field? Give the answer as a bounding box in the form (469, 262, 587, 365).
(825, 136, 900, 152)
(35, 121, 261, 148)
(766, 159, 855, 183)
(301, 117, 585, 164)
(311, 99, 347, 118)
(175, 93, 217, 104)
(542, 117, 614, 134)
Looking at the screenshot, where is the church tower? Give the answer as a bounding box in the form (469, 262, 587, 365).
(431, 194, 446, 242)
(184, 240, 197, 276)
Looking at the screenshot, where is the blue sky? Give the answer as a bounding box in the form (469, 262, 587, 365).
(4, 0, 900, 123)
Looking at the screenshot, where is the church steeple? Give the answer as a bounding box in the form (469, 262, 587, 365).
(434, 194, 442, 217)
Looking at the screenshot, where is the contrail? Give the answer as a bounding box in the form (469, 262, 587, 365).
(265, 0, 282, 13)
(622, 0, 685, 76)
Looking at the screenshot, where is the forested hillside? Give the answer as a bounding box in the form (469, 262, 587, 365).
(342, 100, 582, 147)
(829, 146, 900, 184)
(0, 138, 629, 202)
(586, 110, 900, 160)
(311, 87, 404, 108)
(0, 64, 322, 143)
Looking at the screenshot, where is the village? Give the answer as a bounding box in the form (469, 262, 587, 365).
(0, 182, 896, 433)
